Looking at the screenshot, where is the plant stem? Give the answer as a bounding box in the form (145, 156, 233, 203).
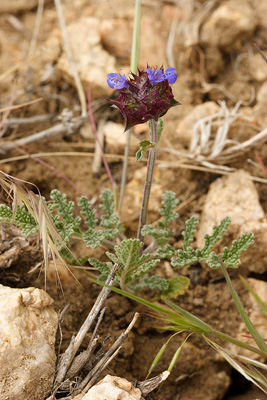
(119, 0, 141, 213)
(137, 119, 158, 241)
(211, 330, 266, 358)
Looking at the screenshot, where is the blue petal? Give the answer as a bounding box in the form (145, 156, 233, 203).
(147, 68, 164, 85)
(164, 68, 177, 84)
(107, 72, 129, 89)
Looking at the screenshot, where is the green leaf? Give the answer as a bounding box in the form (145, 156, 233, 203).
(106, 239, 149, 269)
(133, 275, 169, 292)
(15, 205, 39, 236)
(142, 191, 179, 246)
(199, 217, 231, 259)
(78, 196, 97, 229)
(160, 276, 190, 300)
(99, 189, 120, 239)
(136, 140, 153, 162)
(50, 190, 81, 242)
(171, 247, 197, 268)
(220, 260, 267, 354)
(126, 259, 160, 284)
(0, 204, 13, 223)
(99, 189, 115, 218)
(154, 244, 176, 259)
(182, 216, 198, 251)
(89, 258, 113, 276)
(171, 217, 232, 269)
(141, 224, 172, 246)
(158, 191, 179, 227)
(221, 233, 254, 268)
(82, 229, 105, 248)
(240, 276, 267, 317)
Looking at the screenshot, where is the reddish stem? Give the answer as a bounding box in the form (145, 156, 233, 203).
(255, 150, 267, 175)
(87, 88, 116, 190)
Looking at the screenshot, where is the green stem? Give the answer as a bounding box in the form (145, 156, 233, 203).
(119, 0, 141, 213)
(211, 330, 267, 358)
(137, 119, 158, 241)
(219, 255, 267, 354)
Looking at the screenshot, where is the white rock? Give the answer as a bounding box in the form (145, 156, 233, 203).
(0, 285, 58, 400)
(57, 18, 116, 99)
(83, 375, 144, 400)
(196, 170, 267, 274)
(176, 102, 219, 147)
(200, 1, 257, 49)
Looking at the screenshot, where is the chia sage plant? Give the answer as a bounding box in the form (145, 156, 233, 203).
(0, 64, 254, 300)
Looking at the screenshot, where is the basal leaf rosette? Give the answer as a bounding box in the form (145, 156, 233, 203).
(107, 67, 181, 131)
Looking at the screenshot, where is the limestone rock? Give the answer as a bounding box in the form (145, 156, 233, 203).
(0, 285, 58, 400)
(196, 170, 267, 274)
(200, 1, 257, 49)
(82, 375, 144, 400)
(104, 122, 139, 154)
(100, 19, 132, 65)
(100, 15, 166, 68)
(0, 0, 41, 13)
(57, 17, 116, 99)
(176, 102, 219, 147)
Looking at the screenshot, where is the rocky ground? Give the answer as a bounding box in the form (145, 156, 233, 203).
(0, 0, 266, 399)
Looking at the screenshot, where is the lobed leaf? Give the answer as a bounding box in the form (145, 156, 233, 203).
(182, 216, 198, 251)
(15, 205, 39, 236)
(78, 196, 97, 229)
(82, 229, 105, 248)
(133, 274, 169, 292)
(0, 204, 13, 223)
(158, 191, 179, 227)
(88, 258, 113, 277)
(125, 259, 160, 284)
(159, 276, 190, 300)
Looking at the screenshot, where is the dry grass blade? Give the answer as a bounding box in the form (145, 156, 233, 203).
(0, 170, 72, 290)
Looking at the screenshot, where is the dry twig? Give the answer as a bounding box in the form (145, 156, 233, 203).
(0, 115, 86, 155)
(77, 312, 139, 394)
(53, 264, 119, 390)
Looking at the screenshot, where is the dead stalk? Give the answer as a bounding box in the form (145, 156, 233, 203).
(77, 312, 139, 394)
(54, 264, 119, 389)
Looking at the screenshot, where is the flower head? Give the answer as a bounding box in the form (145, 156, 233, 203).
(107, 66, 180, 131)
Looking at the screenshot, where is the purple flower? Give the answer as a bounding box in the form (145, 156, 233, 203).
(146, 68, 164, 85)
(107, 66, 181, 131)
(163, 67, 177, 84)
(107, 72, 129, 89)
